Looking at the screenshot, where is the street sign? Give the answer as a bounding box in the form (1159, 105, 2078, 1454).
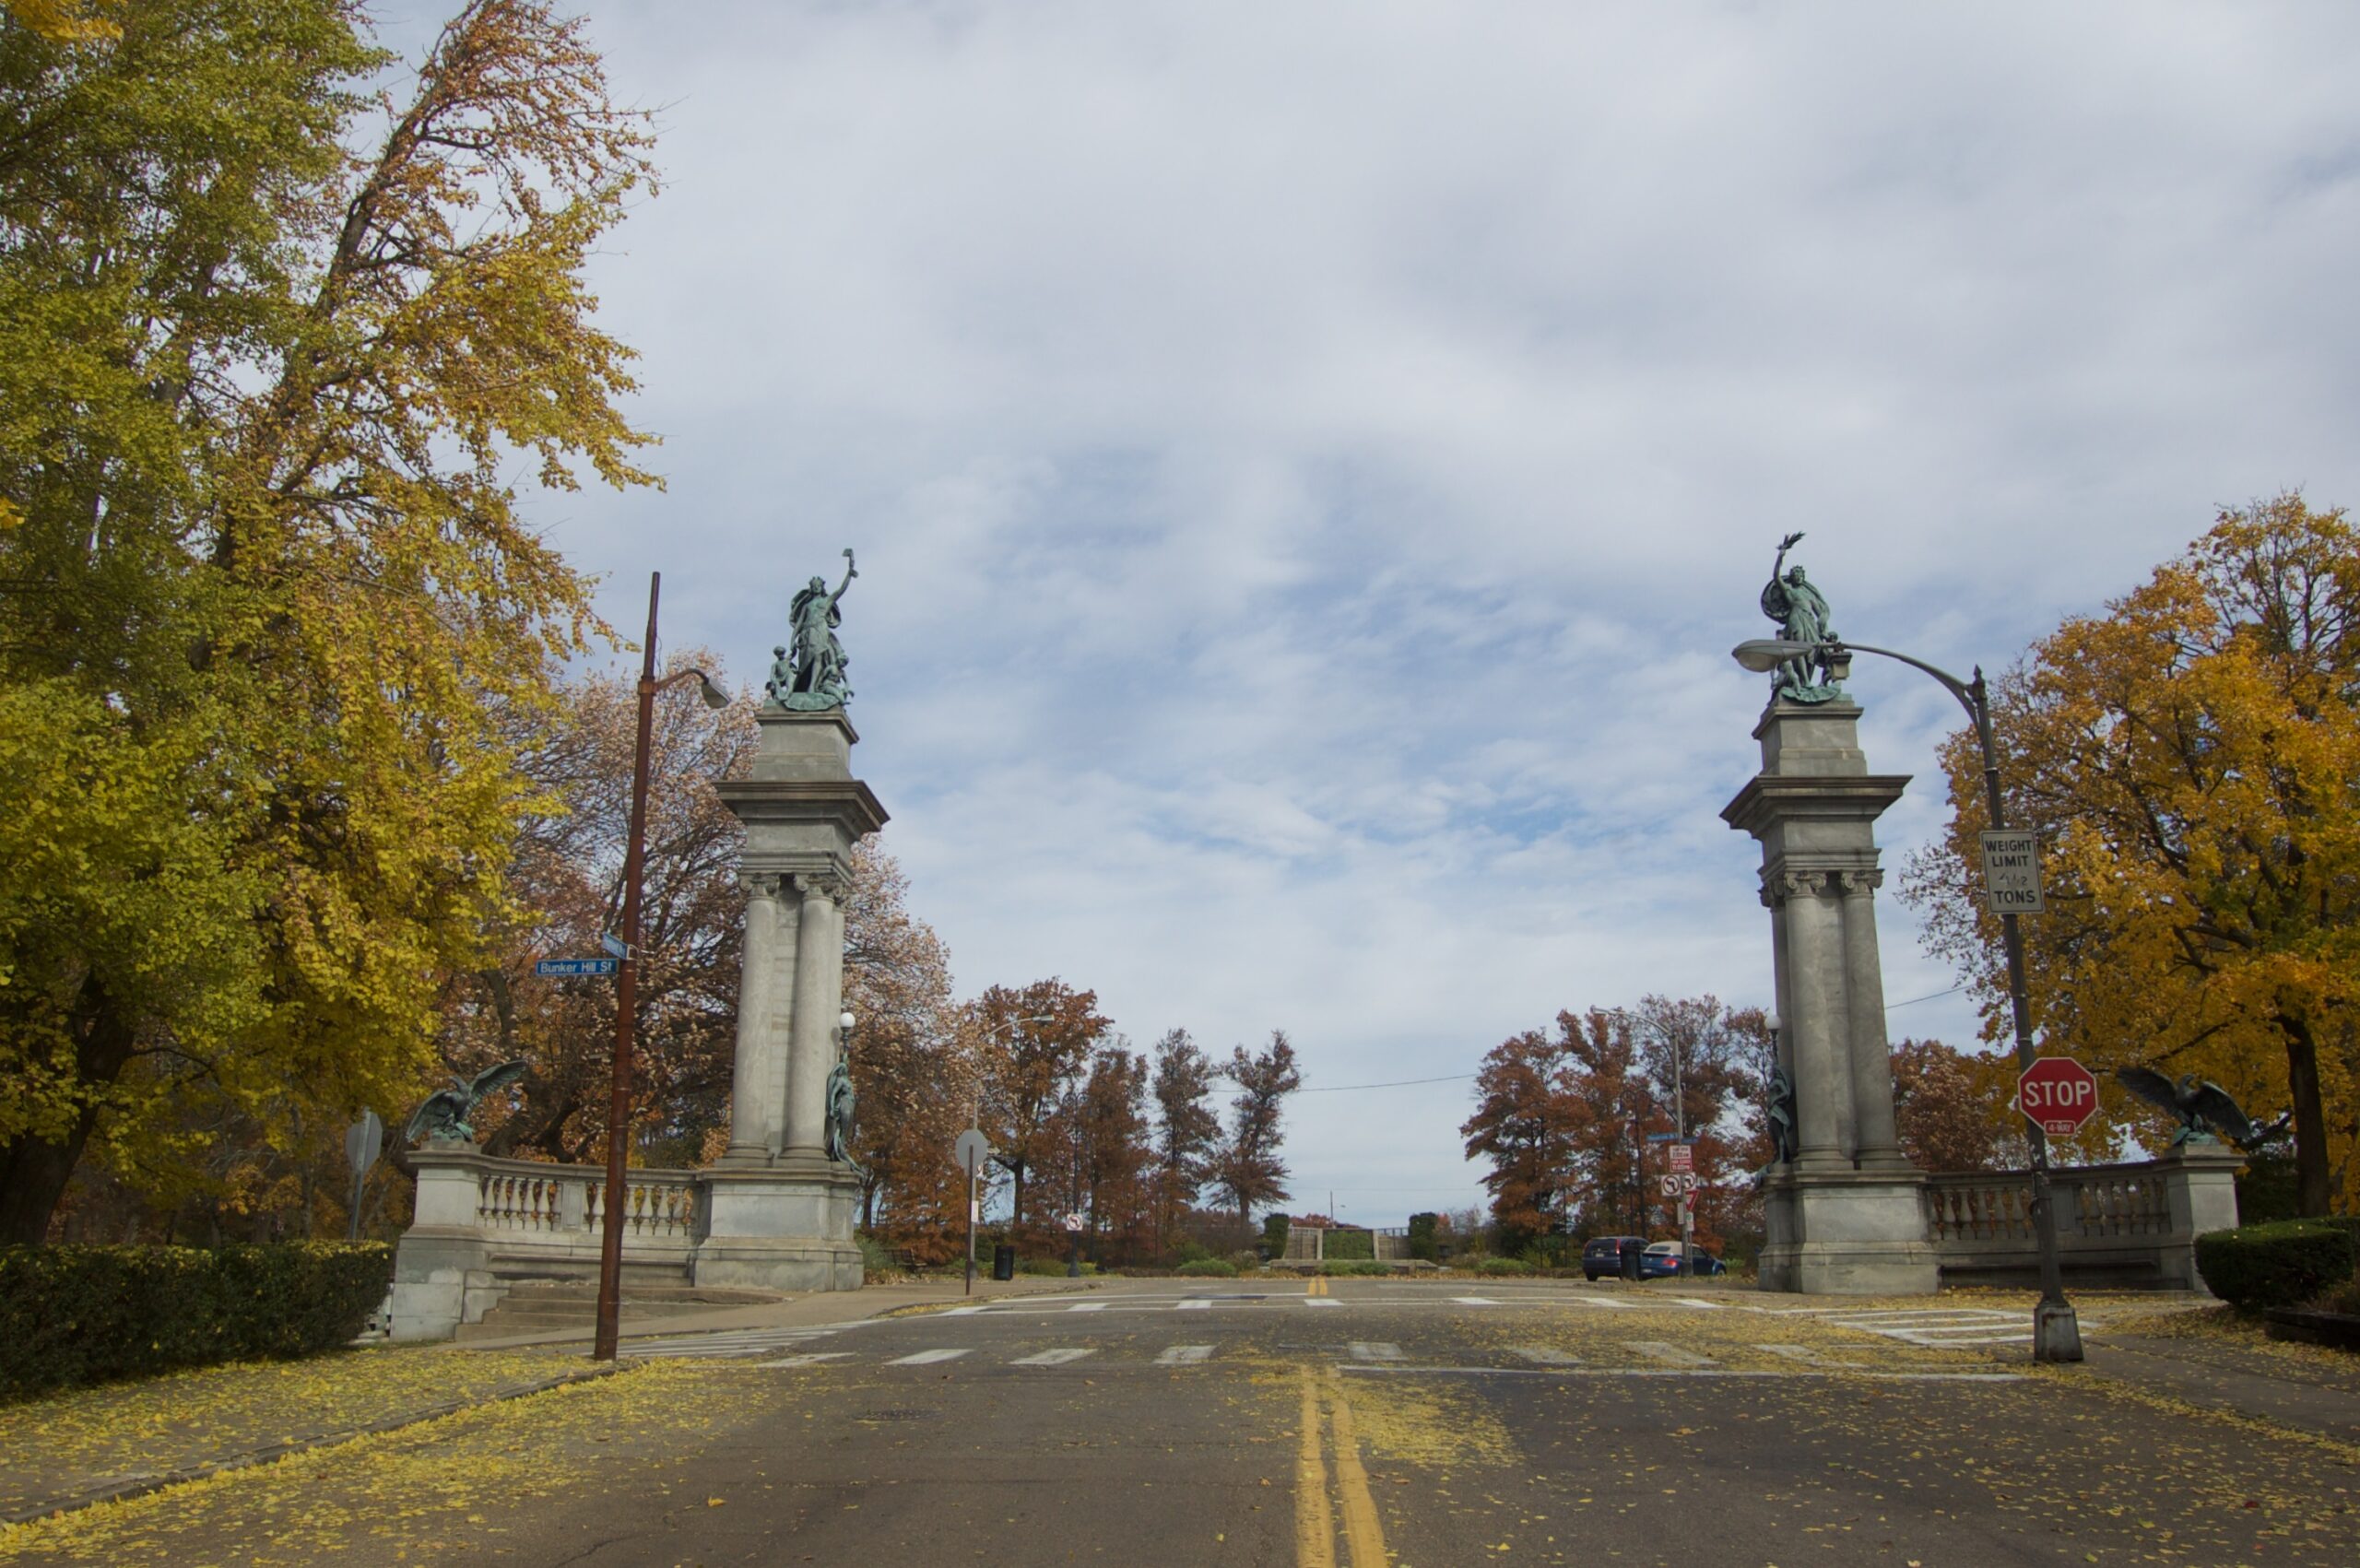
(1062, 1212, 1085, 1232)
(1668, 1143, 1693, 1173)
(2017, 1056, 2100, 1137)
(601, 931, 629, 959)
(1644, 1131, 1680, 1143)
(953, 1128, 990, 1173)
(345, 1110, 383, 1178)
(1979, 830, 2045, 914)
(1658, 1173, 1702, 1197)
(535, 958, 618, 977)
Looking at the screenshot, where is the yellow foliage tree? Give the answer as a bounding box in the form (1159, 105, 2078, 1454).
(0, 1, 658, 1241)
(1908, 495, 2360, 1214)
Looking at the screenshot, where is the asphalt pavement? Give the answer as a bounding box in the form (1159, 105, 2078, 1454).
(6, 1277, 2355, 1567)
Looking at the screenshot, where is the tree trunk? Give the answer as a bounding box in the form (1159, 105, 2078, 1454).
(0, 979, 136, 1245)
(2280, 1012, 2334, 1217)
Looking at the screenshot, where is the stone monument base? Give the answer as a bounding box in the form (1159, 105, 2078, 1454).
(693, 1159, 866, 1293)
(1758, 1163, 1940, 1295)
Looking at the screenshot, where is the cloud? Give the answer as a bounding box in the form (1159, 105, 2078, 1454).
(418, 1, 2360, 1222)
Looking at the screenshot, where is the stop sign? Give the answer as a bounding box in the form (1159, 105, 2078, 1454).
(2017, 1056, 2100, 1137)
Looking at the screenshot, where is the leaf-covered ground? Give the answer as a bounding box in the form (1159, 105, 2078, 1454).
(0, 1345, 584, 1522)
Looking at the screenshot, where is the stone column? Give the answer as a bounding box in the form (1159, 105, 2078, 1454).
(722, 875, 783, 1162)
(1725, 696, 1935, 1294)
(1777, 870, 1853, 1162)
(1839, 869, 1905, 1166)
(782, 872, 842, 1160)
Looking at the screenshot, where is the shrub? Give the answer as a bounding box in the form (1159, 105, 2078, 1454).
(1176, 1257, 1238, 1278)
(2195, 1220, 2356, 1312)
(1174, 1239, 1212, 1266)
(1479, 1257, 1533, 1277)
(1261, 1214, 1291, 1255)
(1322, 1228, 1375, 1262)
(1319, 1259, 1386, 1277)
(1227, 1250, 1262, 1273)
(2307, 1275, 2360, 1316)
(1407, 1212, 1440, 1263)
(0, 1242, 394, 1401)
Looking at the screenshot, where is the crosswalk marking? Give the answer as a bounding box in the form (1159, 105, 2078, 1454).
(1671, 1297, 1726, 1311)
(1067, 1302, 1107, 1314)
(940, 1305, 988, 1316)
(889, 1348, 972, 1365)
(1452, 1296, 1500, 1306)
(1349, 1341, 1405, 1362)
(1157, 1344, 1215, 1365)
(1304, 1297, 1341, 1308)
(1176, 1298, 1212, 1310)
(1759, 1343, 1861, 1368)
(1513, 1346, 1581, 1365)
(1561, 1293, 1636, 1311)
(1626, 1340, 1716, 1366)
(1012, 1347, 1097, 1366)
(756, 1351, 856, 1368)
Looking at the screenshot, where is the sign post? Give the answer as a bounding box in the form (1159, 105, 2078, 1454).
(952, 1129, 990, 1296)
(344, 1110, 384, 1242)
(2017, 1057, 2101, 1138)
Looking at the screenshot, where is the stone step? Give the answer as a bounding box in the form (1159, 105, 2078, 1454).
(454, 1275, 786, 1343)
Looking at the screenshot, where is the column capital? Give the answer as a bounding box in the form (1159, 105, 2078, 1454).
(789, 869, 849, 903)
(1835, 868, 1885, 895)
(740, 871, 788, 901)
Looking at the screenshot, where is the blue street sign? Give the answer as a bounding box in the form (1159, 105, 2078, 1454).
(1645, 1132, 1681, 1142)
(535, 958, 618, 977)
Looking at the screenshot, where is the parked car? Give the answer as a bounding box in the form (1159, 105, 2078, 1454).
(1581, 1235, 1646, 1280)
(1641, 1240, 1727, 1278)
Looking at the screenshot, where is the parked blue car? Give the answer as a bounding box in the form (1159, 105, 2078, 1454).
(1641, 1241, 1726, 1278)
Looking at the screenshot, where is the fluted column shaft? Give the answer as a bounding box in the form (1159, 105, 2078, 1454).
(1841, 871, 1904, 1162)
(1779, 872, 1851, 1161)
(783, 875, 842, 1158)
(724, 876, 781, 1158)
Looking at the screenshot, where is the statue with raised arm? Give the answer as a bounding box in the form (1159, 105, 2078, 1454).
(1758, 532, 1844, 704)
(773, 548, 858, 711)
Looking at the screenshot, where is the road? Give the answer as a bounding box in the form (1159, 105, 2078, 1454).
(10, 1277, 2356, 1566)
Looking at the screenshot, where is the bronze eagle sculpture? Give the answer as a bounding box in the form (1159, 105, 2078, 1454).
(2114, 1067, 2261, 1147)
(403, 1060, 529, 1145)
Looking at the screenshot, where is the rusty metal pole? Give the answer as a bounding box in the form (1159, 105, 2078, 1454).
(593, 572, 662, 1362)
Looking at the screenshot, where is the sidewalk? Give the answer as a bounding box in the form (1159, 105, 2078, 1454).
(2070, 1317, 2360, 1446)
(0, 1273, 1091, 1525)
(441, 1269, 1095, 1352)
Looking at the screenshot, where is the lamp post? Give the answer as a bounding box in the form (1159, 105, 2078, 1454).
(593, 571, 730, 1363)
(1731, 636, 2081, 1362)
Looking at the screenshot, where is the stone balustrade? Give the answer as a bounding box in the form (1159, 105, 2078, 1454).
(387, 1143, 705, 1340)
(1922, 1146, 2240, 1291)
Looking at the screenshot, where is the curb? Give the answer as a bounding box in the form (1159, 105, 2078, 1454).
(3, 1362, 629, 1527)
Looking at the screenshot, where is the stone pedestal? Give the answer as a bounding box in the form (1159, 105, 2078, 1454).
(385, 1139, 501, 1341)
(1725, 697, 1939, 1295)
(697, 707, 886, 1292)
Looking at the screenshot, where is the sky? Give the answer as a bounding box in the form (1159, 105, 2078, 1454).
(387, 2, 2360, 1226)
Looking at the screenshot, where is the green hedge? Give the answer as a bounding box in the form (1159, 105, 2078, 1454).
(1175, 1257, 1237, 1278)
(0, 1242, 393, 1401)
(2194, 1221, 2356, 1313)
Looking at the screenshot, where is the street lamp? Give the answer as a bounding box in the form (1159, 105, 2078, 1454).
(594, 571, 730, 1363)
(1731, 636, 2082, 1362)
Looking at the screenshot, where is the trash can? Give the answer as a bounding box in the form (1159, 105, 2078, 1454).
(1619, 1239, 1643, 1282)
(992, 1244, 1016, 1281)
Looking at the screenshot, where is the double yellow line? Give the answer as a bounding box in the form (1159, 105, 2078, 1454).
(1305, 1273, 1331, 1298)
(1295, 1365, 1388, 1568)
